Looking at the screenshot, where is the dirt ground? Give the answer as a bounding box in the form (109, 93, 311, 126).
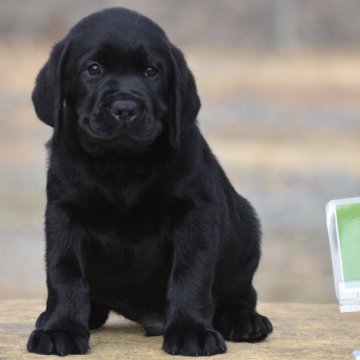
(1, 42, 359, 302)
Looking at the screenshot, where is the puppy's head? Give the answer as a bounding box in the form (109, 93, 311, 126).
(33, 8, 200, 152)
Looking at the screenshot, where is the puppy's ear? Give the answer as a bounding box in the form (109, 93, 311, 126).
(169, 45, 201, 148)
(32, 39, 69, 143)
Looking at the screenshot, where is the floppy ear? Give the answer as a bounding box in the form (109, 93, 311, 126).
(32, 39, 68, 143)
(169, 45, 201, 148)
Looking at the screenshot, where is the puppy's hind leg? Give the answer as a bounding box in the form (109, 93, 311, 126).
(214, 282, 273, 343)
(89, 301, 110, 330)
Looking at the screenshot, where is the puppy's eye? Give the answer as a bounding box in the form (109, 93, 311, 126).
(144, 65, 158, 78)
(84, 63, 102, 77)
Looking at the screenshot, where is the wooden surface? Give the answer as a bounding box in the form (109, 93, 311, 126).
(0, 300, 359, 359)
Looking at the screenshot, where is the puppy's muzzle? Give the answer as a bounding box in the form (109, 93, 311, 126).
(110, 99, 138, 123)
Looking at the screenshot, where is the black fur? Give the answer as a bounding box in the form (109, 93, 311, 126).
(27, 8, 272, 357)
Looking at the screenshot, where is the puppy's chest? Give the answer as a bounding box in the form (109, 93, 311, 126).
(65, 181, 193, 242)
(68, 191, 169, 241)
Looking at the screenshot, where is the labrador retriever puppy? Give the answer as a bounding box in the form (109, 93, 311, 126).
(27, 7, 272, 357)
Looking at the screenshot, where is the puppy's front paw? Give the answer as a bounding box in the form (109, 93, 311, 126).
(27, 328, 89, 356)
(163, 322, 226, 356)
(215, 308, 272, 343)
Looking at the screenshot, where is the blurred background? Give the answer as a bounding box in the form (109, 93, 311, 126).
(0, 0, 359, 303)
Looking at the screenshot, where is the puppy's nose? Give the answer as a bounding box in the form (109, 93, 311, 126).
(111, 100, 138, 122)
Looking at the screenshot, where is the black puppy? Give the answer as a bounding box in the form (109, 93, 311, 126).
(27, 8, 272, 357)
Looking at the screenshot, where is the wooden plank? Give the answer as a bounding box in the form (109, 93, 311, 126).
(0, 300, 359, 359)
